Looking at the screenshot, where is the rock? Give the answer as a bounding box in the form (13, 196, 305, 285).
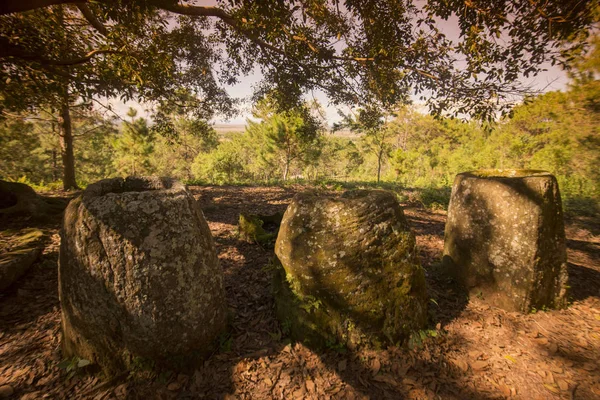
(238, 212, 283, 246)
(0, 180, 67, 220)
(443, 169, 568, 312)
(0, 385, 14, 398)
(0, 228, 44, 291)
(59, 176, 227, 376)
(274, 190, 427, 349)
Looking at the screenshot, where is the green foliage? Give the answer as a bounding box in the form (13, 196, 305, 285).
(408, 329, 438, 350)
(218, 332, 233, 353)
(0, 110, 116, 187)
(0, 119, 48, 182)
(57, 357, 91, 379)
(1, 0, 596, 121)
(112, 116, 155, 177)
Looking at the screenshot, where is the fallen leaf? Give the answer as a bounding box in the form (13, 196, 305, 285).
(557, 379, 569, 391)
(537, 370, 546, 378)
(499, 384, 511, 397)
(471, 360, 487, 371)
(543, 384, 560, 394)
(468, 350, 482, 359)
(373, 374, 398, 386)
(305, 380, 315, 392)
(582, 363, 597, 371)
(338, 359, 347, 372)
(504, 355, 517, 364)
(167, 382, 181, 391)
(371, 358, 381, 376)
(0, 385, 14, 398)
(452, 359, 469, 372)
(549, 365, 563, 374)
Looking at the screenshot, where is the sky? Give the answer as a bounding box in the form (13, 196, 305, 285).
(110, 61, 570, 127)
(108, 1, 573, 127)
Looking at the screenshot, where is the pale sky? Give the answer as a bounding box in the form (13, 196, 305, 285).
(108, 62, 569, 126)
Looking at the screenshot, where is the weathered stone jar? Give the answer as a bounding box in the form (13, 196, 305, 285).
(443, 170, 568, 312)
(274, 190, 428, 349)
(59, 177, 227, 375)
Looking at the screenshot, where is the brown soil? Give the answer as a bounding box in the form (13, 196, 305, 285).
(0, 185, 599, 400)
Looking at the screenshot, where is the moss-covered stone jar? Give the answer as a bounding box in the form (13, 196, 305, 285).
(59, 177, 227, 376)
(274, 190, 428, 349)
(443, 169, 568, 312)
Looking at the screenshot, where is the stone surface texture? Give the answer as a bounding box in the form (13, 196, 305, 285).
(274, 190, 427, 349)
(0, 228, 44, 291)
(59, 177, 227, 375)
(443, 169, 568, 312)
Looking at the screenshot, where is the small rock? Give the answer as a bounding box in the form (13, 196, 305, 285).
(0, 385, 14, 398)
(167, 382, 181, 391)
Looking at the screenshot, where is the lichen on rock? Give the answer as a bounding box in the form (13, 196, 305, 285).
(59, 176, 227, 376)
(443, 169, 568, 312)
(273, 190, 428, 349)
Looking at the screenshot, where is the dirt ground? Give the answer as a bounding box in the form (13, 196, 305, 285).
(1, 185, 599, 400)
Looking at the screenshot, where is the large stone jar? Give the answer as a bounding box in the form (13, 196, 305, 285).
(274, 190, 427, 349)
(443, 170, 568, 312)
(59, 177, 227, 375)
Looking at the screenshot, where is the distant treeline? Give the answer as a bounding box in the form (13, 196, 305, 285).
(1, 80, 598, 215)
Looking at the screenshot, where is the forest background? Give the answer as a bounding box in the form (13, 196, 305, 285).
(1, 64, 598, 215)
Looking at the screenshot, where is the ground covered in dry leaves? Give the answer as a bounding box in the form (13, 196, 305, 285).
(1, 185, 599, 399)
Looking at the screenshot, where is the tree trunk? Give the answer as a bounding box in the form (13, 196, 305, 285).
(59, 90, 78, 190)
(283, 159, 290, 181)
(376, 150, 383, 183)
(52, 149, 58, 182)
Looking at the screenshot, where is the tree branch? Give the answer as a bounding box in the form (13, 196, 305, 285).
(0, 0, 84, 14)
(76, 4, 108, 36)
(1, 38, 124, 65)
(1, 0, 442, 83)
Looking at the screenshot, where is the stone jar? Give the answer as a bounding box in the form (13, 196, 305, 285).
(59, 177, 227, 375)
(443, 170, 568, 312)
(274, 190, 427, 349)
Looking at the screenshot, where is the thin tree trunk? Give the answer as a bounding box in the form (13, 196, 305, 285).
(52, 150, 58, 181)
(283, 158, 290, 181)
(57, 7, 77, 191)
(59, 88, 78, 190)
(377, 150, 383, 183)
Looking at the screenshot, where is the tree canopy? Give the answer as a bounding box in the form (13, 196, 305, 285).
(1, 0, 598, 120)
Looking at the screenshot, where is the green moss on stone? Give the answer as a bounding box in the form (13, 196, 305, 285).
(468, 169, 549, 178)
(238, 212, 283, 247)
(273, 190, 428, 350)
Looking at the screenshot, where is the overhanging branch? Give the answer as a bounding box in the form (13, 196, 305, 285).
(76, 4, 108, 36)
(0, 0, 84, 14)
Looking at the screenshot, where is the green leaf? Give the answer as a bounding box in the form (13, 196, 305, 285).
(77, 359, 91, 368)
